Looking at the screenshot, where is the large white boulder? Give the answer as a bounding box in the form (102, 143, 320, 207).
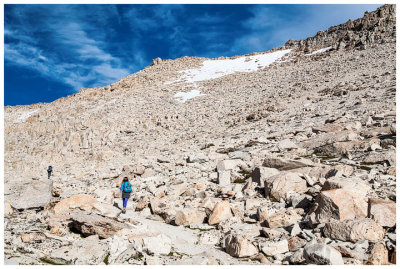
(264, 172, 308, 201)
(304, 243, 344, 265)
(11, 179, 52, 210)
(143, 233, 172, 255)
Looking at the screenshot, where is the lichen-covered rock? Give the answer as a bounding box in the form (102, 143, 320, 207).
(368, 243, 389, 265)
(314, 189, 367, 224)
(225, 233, 258, 258)
(368, 198, 396, 227)
(69, 211, 129, 239)
(264, 172, 308, 201)
(266, 209, 302, 228)
(263, 157, 317, 171)
(323, 218, 385, 243)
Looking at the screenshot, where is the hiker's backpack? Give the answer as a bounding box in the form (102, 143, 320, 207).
(48, 166, 52, 172)
(123, 182, 132, 193)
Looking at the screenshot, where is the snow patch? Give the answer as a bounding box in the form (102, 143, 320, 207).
(305, 46, 332, 56)
(174, 90, 206, 103)
(177, 49, 292, 83)
(14, 109, 39, 123)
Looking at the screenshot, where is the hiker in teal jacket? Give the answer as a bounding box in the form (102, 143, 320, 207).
(120, 177, 132, 213)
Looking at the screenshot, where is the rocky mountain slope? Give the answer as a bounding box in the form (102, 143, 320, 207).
(4, 4, 396, 265)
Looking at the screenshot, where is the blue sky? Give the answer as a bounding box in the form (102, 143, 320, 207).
(4, 4, 382, 106)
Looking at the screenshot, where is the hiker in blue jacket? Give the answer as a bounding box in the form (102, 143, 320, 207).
(120, 177, 132, 213)
(47, 166, 53, 179)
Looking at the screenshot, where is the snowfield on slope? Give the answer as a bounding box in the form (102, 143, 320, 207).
(14, 109, 39, 123)
(177, 49, 292, 83)
(305, 46, 332, 56)
(174, 89, 206, 103)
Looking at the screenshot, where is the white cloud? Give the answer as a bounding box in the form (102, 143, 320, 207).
(5, 15, 132, 92)
(92, 63, 130, 81)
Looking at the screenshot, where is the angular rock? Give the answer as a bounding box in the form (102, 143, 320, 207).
(359, 150, 395, 166)
(4, 202, 13, 215)
(323, 218, 385, 243)
(257, 205, 270, 224)
(107, 235, 130, 264)
(264, 172, 308, 201)
(132, 163, 146, 175)
(187, 153, 209, 163)
(230, 201, 244, 219)
(259, 239, 289, 256)
(261, 227, 288, 239)
(21, 232, 46, 243)
(175, 208, 206, 226)
(92, 202, 121, 218)
(277, 139, 299, 151)
(227, 222, 261, 239)
(49, 235, 109, 265)
(301, 130, 358, 151)
(217, 159, 246, 171)
(228, 151, 251, 161)
(314, 189, 367, 224)
(69, 211, 129, 239)
(312, 124, 343, 133)
(208, 200, 232, 225)
(289, 249, 305, 264)
(266, 209, 302, 228)
(288, 237, 307, 252)
(263, 156, 317, 171)
(304, 243, 344, 265)
(198, 230, 220, 245)
(322, 177, 372, 198)
(368, 243, 389, 265)
(289, 223, 302, 236)
(368, 198, 396, 227)
(289, 193, 312, 209)
(143, 233, 172, 255)
(11, 179, 52, 210)
(251, 167, 280, 188)
(217, 170, 231, 186)
(149, 197, 171, 215)
(53, 194, 97, 214)
(93, 188, 114, 204)
(225, 233, 258, 258)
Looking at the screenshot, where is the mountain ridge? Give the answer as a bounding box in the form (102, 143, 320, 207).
(4, 4, 396, 265)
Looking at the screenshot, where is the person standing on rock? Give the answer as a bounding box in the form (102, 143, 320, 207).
(47, 165, 53, 179)
(120, 177, 132, 213)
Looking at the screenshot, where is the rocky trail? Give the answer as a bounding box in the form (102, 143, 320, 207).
(4, 4, 396, 265)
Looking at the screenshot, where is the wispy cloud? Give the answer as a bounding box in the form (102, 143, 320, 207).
(5, 5, 133, 92)
(5, 4, 384, 105)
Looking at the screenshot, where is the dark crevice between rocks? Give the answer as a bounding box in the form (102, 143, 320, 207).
(39, 257, 66, 265)
(67, 222, 87, 238)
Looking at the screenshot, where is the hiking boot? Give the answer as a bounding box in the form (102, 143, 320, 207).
(122, 209, 126, 214)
